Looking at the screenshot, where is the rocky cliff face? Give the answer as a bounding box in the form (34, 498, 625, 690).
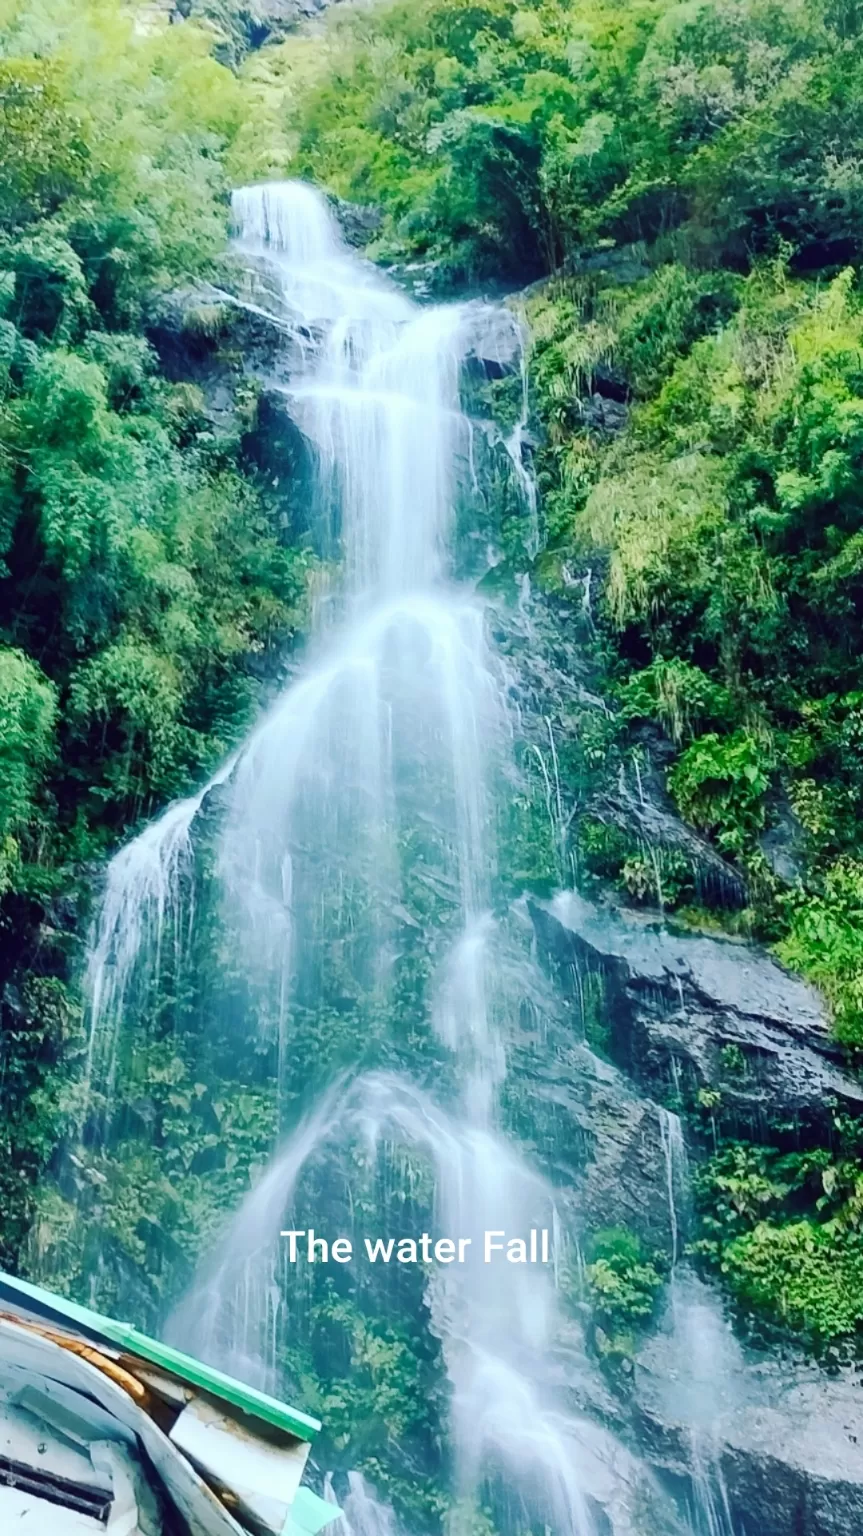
(531, 892, 863, 1138)
(145, 273, 863, 1536)
(527, 893, 863, 1536)
(138, 1, 348, 60)
(633, 1275, 863, 1536)
(490, 567, 863, 1533)
(189, 0, 347, 58)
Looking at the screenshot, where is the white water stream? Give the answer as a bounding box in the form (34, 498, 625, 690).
(658, 1111, 735, 1536)
(212, 181, 599, 1534)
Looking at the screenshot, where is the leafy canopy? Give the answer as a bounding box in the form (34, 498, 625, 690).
(278, 0, 863, 285)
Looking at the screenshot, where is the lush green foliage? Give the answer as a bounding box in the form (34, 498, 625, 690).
(3, 0, 863, 1456)
(276, 0, 863, 286)
(0, 0, 314, 1269)
(694, 1136, 863, 1342)
(582, 1226, 665, 1357)
(777, 858, 863, 1045)
(0, 649, 57, 893)
(0, 975, 79, 1268)
(577, 815, 696, 908)
(668, 730, 771, 857)
(532, 257, 863, 1040)
(0, 0, 312, 837)
(616, 657, 733, 746)
(724, 1222, 863, 1340)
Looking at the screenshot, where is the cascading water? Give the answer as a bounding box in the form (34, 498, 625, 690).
(71, 181, 711, 1536)
(194, 181, 602, 1535)
(84, 753, 237, 1105)
(73, 179, 599, 1534)
(658, 1108, 686, 1272)
(657, 1111, 735, 1536)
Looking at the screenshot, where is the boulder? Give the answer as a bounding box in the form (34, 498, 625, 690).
(529, 891, 863, 1137)
(461, 301, 526, 377)
(329, 195, 383, 249)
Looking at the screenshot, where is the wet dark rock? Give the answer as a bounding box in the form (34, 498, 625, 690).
(567, 244, 653, 285)
(578, 392, 629, 435)
(461, 302, 525, 377)
(529, 1043, 681, 1256)
(491, 585, 604, 728)
(561, 1413, 693, 1536)
(590, 363, 632, 405)
(518, 244, 653, 305)
(147, 282, 315, 436)
(503, 909, 680, 1262)
(245, 0, 338, 28)
(494, 582, 748, 912)
(760, 797, 807, 885)
(147, 281, 314, 410)
(595, 749, 748, 909)
(508, 962, 678, 1257)
(713, 1408, 863, 1536)
(529, 891, 863, 1137)
(555, 1265, 863, 1536)
(330, 195, 382, 249)
(632, 1275, 863, 1536)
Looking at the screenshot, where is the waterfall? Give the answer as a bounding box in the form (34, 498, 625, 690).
(185, 184, 601, 1534)
(72, 182, 715, 1536)
(659, 1107, 686, 1271)
(658, 1112, 736, 1536)
(75, 180, 602, 1534)
(84, 754, 237, 1105)
(339, 1472, 400, 1536)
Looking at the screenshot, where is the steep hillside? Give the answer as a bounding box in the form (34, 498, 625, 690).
(274, 0, 863, 1353)
(3, 5, 863, 1533)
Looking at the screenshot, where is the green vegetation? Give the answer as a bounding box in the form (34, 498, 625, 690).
(694, 1134, 863, 1344)
(668, 731, 771, 859)
(276, 0, 863, 286)
(582, 1226, 665, 1359)
(2, 0, 863, 1481)
(0, 0, 313, 1263)
(275, 0, 863, 1044)
(577, 815, 696, 908)
(285, 1281, 446, 1529)
(530, 244, 863, 1041)
(273, 0, 863, 1356)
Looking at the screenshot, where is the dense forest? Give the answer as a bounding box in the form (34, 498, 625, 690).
(4, 0, 863, 1518)
(0, 0, 324, 1273)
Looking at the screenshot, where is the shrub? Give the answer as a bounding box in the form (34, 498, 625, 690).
(723, 1222, 863, 1341)
(669, 729, 771, 855)
(0, 648, 56, 891)
(585, 1226, 665, 1338)
(777, 859, 863, 1046)
(617, 657, 733, 745)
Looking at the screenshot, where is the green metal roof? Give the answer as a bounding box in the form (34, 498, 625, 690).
(0, 1269, 321, 1443)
